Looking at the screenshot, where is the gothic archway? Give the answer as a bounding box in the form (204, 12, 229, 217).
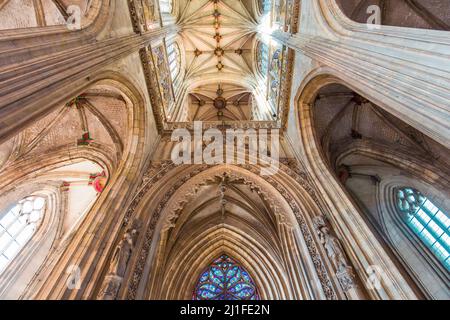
(103, 163, 368, 300)
(295, 71, 450, 299)
(0, 71, 151, 300)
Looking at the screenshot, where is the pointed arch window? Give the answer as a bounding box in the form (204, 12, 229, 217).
(259, 0, 272, 14)
(193, 255, 259, 300)
(396, 188, 450, 270)
(268, 47, 282, 107)
(256, 41, 269, 78)
(167, 42, 181, 81)
(0, 196, 46, 274)
(159, 0, 173, 14)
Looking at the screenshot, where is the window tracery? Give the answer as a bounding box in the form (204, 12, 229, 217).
(396, 187, 450, 270)
(193, 255, 259, 300)
(167, 42, 181, 81)
(0, 196, 46, 274)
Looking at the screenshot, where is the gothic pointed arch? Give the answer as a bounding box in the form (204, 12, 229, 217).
(98, 163, 370, 300)
(295, 71, 450, 299)
(0, 71, 151, 299)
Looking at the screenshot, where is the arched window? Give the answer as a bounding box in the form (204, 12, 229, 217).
(396, 187, 450, 270)
(268, 47, 282, 106)
(0, 196, 46, 274)
(167, 42, 181, 81)
(259, 0, 272, 14)
(256, 41, 269, 78)
(193, 255, 259, 300)
(159, 0, 173, 14)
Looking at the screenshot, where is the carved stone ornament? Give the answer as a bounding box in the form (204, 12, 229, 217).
(125, 162, 338, 300)
(336, 266, 356, 292)
(313, 215, 356, 292)
(97, 221, 141, 300)
(98, 275, 123, 300)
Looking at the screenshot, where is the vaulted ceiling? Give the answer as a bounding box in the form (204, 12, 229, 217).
(313, 84, 450, 170)
(178, 0, 257, 81)
(187, 83, 253, 121)
(174, 0, 264, 122)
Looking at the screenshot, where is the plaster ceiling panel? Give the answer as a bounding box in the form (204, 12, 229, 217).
(49, 160, 102, 175)
(21, 107, 63, 147)
(0, 0, 38, 29)
(0, 137, 15, 169)
(358, 104, 408, 146)
(83, 95, 129, 147)
(84, 109, 116, 148)
(0, 0, 93, 30)
(26, 106, 83, 156)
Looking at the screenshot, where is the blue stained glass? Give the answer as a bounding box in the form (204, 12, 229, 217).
(193, 255, 259, 300)
(257, 42, 269, 77)
(396, 187, 450, 271)
(259, 0, 272, 14)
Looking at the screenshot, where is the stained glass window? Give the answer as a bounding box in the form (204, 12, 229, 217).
(268, 47, 282, 107)
(167, 42, 181, 81)
(257, 42, 269, 77)
(0, 196, 46, 274)
(159, 0, 173, 14)
(396, 187, 450, 270)
(259, 0, 272, 14)
(193, 255, 259, 300)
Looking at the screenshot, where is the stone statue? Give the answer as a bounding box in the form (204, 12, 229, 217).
(313, 215, 355, 292)
(317, 224, 348, 272)
(108, 227, 138, 277)
(134, 0, 146, 33)
(98, 221, 140, 300)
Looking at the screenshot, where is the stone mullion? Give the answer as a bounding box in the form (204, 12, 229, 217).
(0, 26, 179, 145)
(271, 31, 450, 149)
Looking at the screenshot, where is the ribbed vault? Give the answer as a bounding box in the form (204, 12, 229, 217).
(171, 0, 275, 122)
(120, 164, 346, 300)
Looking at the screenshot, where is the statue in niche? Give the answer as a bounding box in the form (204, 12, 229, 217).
(143, 0, 156, 20)
(98, 220, 140, 300)
(284, 0, 293, 32)
(108, 227, 139, 277)
(313, 215, 355, 291)
(274, 0, 286, 25)
(153, 46, 173, 107)
(318, 224, 348, 272)
(165, 0, 173, 13)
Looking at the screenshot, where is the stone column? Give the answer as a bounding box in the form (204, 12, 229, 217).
(0, 25, 179, 145)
